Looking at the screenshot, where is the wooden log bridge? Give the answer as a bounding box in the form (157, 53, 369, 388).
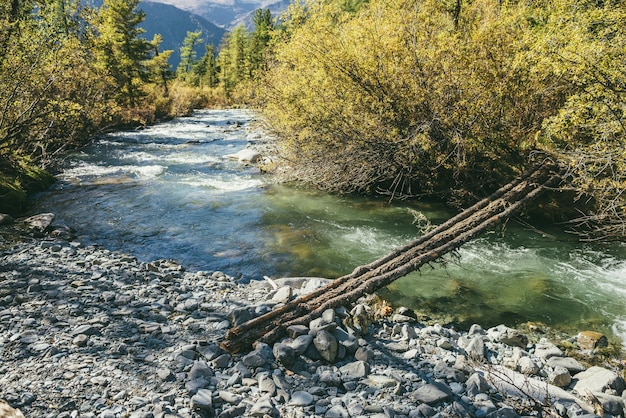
(221, 160, 562, 354)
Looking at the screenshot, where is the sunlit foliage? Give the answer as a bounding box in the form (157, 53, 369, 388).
(0, 0, 176, 214)
(259, 0, 626, 238)
(175, 9, 275, 103)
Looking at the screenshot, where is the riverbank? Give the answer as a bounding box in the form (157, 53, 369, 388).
(0, 215, 625, 418)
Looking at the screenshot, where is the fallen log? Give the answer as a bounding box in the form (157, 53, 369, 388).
(221, 160, 562, 353)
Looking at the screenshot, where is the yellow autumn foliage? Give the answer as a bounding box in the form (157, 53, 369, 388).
(259, 0, 626, 238)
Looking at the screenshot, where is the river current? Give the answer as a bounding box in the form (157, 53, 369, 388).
(32, 109, 626, 346)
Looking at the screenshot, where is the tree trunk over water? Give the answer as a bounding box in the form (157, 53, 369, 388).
(221, 160, 562, 354)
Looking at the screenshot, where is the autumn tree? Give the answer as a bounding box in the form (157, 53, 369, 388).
(0, 0, 112, 213)
(259, 0, 626, 239)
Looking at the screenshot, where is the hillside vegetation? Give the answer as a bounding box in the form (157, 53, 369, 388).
(258, 0, 626, 239)
(0, 0, 271, 215)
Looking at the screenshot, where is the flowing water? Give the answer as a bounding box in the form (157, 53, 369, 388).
(32, 109, 626, 346)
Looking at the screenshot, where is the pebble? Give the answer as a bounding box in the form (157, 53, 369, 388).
(0, 224, 624, 418)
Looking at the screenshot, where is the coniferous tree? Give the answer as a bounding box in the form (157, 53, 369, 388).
(248, 9, 272, 76)
(177, 30, 202, 82)
(95, 0, 151, 107)
(194, 44, 218, 88)
(146, 34, 173, 94)
(217, 25, 248, 96)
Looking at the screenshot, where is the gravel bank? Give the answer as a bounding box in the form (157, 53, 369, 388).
(1, 215, 625, 418)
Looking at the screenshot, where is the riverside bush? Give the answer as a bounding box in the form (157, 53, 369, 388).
(259, 0, 626, 238)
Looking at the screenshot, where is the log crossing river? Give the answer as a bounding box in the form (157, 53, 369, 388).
(32, 109, 626, 346)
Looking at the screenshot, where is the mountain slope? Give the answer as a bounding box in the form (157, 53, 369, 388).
(136, 0, 287, 28)
(88, 0, 226, 68)
(138, 1, 226, 67)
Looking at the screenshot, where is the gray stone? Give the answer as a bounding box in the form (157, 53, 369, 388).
(272, 374, 291, 390)
(249, 395, 275, 416)
(218, 391, 242, 405)
(346, 400, 365, 416)
(469, 324, 485, 335)
(392, 313, 415, 323)
(402, 324, 418, 339)
(363, 375, 397, 388)
(596, 393, 625, 416)
(290, 334, 313, 355)
(289, 391, 314, 406)
(259, 374, 276, 396)
(273, 343, 296, 368)
(218, 405, 247, 418)
(73, 334, 89, 347)
(185, 377, 209, 394)
(489, 325, 528, 348)
(190, 389, 212, 412)
(313, 330, 338, 362)
(466, 372, 489, 398)
(325, 405, 350, 418)
(189, 361, 214, 380)
(72, 324, 99, 336)
(547, 356, 586, 374)
(465, 336, 485, 361)
(339, 361, 370, 381)
(534, 342, 563, 359)
(321, 309, 336, 324)
(437, 338, 454, 350)
(23, 213, 55, 232)
(413, 382, 453, 405)
(333, 327, 359, 354)
(354, 346, 374, 362)
(254, 341, 274, 360)
(573, 366, 625, 395)
(211, 353, 231, 368)
(548, 366, 571, 388)
(300, 278, 331, 294)
(157, 368, 174, 382)
(229, 307, 253, 327)
(271, 286, 293, 303)
(410, 403, 436, 417)
(242, 349, 267, 368)
(319, 370, 342, 386)
(487, 406, 520, 418)
(517, 356, 540, 375)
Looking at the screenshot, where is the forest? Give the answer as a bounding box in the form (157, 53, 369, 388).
(1, 0, 625, 240)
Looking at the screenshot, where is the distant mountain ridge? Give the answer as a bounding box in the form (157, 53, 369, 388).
(140, 0, 289, 29)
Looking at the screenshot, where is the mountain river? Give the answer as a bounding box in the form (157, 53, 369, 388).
(32, 109, 626, 347)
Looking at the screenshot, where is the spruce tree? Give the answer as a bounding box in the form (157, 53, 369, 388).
(95, 0, 151, 107)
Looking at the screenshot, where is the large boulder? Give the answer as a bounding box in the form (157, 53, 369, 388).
(22, 213, 55, 234)
(572, 366, 625, 395)
(225, 148, 261, 163)
(488, 325, 528, 348)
